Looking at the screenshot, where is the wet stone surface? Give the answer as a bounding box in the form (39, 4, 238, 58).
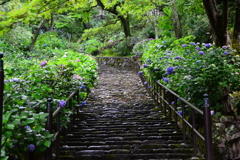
(59, 64, 195, 160)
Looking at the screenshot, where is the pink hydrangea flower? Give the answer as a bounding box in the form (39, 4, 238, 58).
(40, 61, 47, 67)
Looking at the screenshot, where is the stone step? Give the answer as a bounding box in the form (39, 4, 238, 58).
(59, 152, 194, 160)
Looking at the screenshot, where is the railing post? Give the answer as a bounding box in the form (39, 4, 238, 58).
(191, 109, 197, 156)
(203, 94, 213, 160)
(0, 53, 4, 156)
(56, 113, 61, 160)
(45, 98, 53, 160)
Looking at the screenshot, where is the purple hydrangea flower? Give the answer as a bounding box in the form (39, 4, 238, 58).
(196, 47, 201, 51)
(167, 67, 174, 75)
(205, 43, 211, 48)
(28, 144, 35, 152)
(143, 82, 147, 85)
(40, 61, 47, 67)
(171, 101, 174, 105)
(224, 51, 228, 55)
(222, 46, 228, 49)
(210, 110, 214, 115)
(198, 51, 204, 55)
(162, 77, 169, 83)
(182, 44, 187, 47)
(24, 126, 31, 130)
(138, 71, 143, 75)
(148, 86, 152, 89)
(154, 68, 159, 71)
(59, 100, 66, 108)
(143, 64, 148, 68)
(190, 42, 196, 45)
(175, 56, 182, 60)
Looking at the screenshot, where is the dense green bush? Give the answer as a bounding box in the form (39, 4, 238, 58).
(139, 39, 240, 113)
(2, 49, 98, 159)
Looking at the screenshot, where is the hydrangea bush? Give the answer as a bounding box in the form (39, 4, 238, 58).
(139, 41, 240, 113)
(2, 50, 98, 159)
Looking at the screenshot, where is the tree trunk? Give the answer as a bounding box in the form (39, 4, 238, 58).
(172, 1, 182, 39)
(202, 0, 231, 47)
(153, 10, 159, 39)
(50, 13, 55, 30)
(29, 19, 46, 51)
(233, 0, 240, 49)
(119, 15, 131, 38)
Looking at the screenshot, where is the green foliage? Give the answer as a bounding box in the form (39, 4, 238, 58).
(1, 25, 32, 51)
(2, 48, 98, 159)
(132, 37, 176, 59)
(79, 39, 102, 55)
(35, 31, 69, 50)
(140, 39, 240, 113)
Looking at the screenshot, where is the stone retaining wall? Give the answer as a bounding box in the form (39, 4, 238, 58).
(96, 57, 140, 70)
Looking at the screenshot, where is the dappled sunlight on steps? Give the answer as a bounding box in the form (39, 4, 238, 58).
(59, 64, 202, 160)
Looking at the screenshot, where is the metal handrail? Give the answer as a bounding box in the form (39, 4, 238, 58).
(96, 57, 213, 160)
(0, 53, 4, 156)
(45, 88, 83, 160)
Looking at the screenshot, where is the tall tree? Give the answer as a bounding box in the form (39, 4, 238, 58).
(95, 0, 131, 38)
(202, 0, 231, 46)
(233, 0, 240, 47)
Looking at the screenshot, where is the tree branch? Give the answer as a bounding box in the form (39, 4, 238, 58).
(0, 0, 10, 5)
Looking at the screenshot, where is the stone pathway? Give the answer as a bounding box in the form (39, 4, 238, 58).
(59, 64, 194, 160)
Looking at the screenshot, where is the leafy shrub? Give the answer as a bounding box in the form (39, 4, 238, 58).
(140, 41, 240, 113)
(2, 50, 98, 159)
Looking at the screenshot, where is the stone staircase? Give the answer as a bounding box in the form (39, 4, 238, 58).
(59, 64, 195, 160)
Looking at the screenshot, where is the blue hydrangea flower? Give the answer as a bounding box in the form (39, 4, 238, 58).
(59, 100, 66, 108)
(198, 51, 204, 55)
(43, 44, 47, 47)
(182, 44, 187, 47)
(81, 86, 86, 89)
(167, 67, 174, 75)
(224, 51, 228, 55)
(196, 60, 201, 63)
(28, 144, 35, 152)
(178, 111, 183, 116)
(143, 82, 147, 85)
(171, 101, 174, 105)
(196, 47, 201, 50)
(138, 71, 143, 75)
(148, 86, 152, 89)
(82, 101, 86, 105)
(205, 43, 211, 48)
(162, 77, 169, 83)
(190, 42, 196, 45)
